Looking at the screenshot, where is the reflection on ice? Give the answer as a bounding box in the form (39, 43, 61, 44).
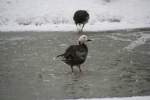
(124, 34, 150, 51)
(106, 35, 132, 42)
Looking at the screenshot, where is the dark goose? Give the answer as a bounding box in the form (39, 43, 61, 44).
(73, 10, 89, 32)
(57, 35, 91, 72)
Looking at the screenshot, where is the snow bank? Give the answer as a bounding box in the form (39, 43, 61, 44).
(70, 96, 150, 100)
(0, 0, 150, 31)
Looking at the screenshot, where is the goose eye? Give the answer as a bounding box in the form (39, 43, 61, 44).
(83, 37, 86, 39)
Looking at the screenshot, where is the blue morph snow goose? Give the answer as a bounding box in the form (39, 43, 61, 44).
(73, 10, 89, 32)
(57, 35, 91, 72)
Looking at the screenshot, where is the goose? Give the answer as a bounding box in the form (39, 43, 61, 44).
(57, 35, 91, 72)
(73, 10, 89, 32)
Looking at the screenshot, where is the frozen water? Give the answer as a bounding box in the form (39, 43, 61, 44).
(0, 31, 150, 100)
(124, 34, 150, 51)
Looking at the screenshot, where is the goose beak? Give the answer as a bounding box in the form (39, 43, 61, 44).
(87, 39, 92, 42)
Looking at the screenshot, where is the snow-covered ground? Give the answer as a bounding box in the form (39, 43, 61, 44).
(75, 96, 150, 100)
(0, 0, 150, 31)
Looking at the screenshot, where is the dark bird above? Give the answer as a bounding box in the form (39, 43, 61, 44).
(73, 10, 89, 33)
(57, 35, 92, 72)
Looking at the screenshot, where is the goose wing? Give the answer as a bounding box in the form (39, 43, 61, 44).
(63, 45, 77, 61)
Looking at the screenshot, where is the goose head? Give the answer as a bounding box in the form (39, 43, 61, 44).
(78, 35, 92, 45)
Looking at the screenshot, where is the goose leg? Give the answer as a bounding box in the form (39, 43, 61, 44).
(81, 24, 85, 32)
(78, 24, 82, 33)
(76, 24, 79, 32)
(70, 65, 74, 72)
(78, 65, 82, 72)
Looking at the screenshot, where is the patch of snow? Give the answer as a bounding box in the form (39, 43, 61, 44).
(43, 80, 50, 82)
(59, 43, 68, 47)
(71, 96, 150, 100)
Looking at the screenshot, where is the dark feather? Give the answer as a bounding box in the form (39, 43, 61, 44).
(73, 10, 89, 25)
(57, 44, 88, 66)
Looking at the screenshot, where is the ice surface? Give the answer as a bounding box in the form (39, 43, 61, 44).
(124, 34, 150, 51)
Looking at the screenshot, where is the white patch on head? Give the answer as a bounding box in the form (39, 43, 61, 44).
(78, 35, 88, 44)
